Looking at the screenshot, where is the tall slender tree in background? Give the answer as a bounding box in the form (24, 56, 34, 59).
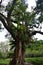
(0, 0, 43, 65)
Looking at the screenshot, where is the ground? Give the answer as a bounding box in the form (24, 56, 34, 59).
(0, 62, 33, 65)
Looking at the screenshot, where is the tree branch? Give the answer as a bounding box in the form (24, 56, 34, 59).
(7, 0, 16, 18)
(0, 13, 16, 39)
(0, 13, 7, 20)
(32, 31, 43, 35)
(6, 0, 16, 28)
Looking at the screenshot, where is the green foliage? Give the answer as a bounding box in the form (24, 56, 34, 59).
(7, 51, 14, 58)
(0, 59, 10, 64)
(36, 0, 43, 12)
(38, 13, 43, 23)
(25, 40, 43, 57)
(35, 0, 43, 24)
(25, 57, 43, 65)
(0, 57, 43, 65)
(0, 1, 43, 65)
(9, 40, 15, 50)
(0, 52, 3, 59)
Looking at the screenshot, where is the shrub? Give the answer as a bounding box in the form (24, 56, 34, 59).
(0, 52, 3, 59)
(7, 52, 14, 58)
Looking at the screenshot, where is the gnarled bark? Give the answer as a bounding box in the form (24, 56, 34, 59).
(9, 41, 25, 65)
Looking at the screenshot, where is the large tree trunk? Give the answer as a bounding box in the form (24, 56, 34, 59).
(9, 41, 25, 65)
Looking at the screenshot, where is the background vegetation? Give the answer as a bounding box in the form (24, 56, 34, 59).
(0, 40, 43, 65)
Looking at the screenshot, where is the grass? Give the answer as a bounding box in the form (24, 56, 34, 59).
(0, 43, 43, 65)
(0, 59, 10, 64)
(25, 57, 43, 65)
(0, 57, 43, 64)
(25, 43, 43, 57)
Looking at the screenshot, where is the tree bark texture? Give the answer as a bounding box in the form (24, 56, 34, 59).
(9, 41, 25, 65)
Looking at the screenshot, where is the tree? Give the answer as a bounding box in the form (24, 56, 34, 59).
(34, 0, 43, 24)
(0, 0, 43, 65)
(35, 0, 43, 12)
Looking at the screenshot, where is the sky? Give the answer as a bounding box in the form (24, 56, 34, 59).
(0, 29, 8, 42)
(0, 0, 43, 42)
